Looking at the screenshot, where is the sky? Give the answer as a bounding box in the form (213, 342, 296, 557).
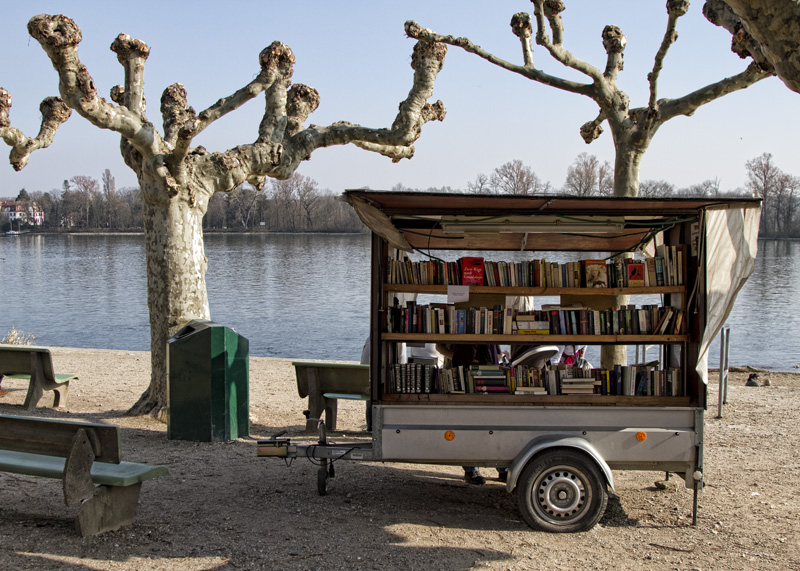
(1, 1, 797, 198)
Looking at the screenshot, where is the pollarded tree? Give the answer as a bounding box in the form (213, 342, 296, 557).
(0, 14, 446, 417)
(407, 0, 774, 197)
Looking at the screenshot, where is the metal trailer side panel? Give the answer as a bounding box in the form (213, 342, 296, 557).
(372, 405, 700, 483)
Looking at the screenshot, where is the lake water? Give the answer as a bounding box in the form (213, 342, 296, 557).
(1, 234, 798, 371)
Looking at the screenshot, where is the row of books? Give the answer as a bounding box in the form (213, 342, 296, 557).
(386, 247, 685, 288)
(387, 363, 683, 397)
(385, 301, 686, 336)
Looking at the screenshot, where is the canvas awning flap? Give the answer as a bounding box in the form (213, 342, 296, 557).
(695, 205, 761, 385)
(344, 193, 412, 251)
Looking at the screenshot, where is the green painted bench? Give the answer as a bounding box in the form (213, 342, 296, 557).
(0, 413, 168, 536)
(292, 361, 370, 432)
(0, 345, 77, 411)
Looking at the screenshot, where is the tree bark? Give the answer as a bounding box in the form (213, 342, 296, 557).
(612, 146, 645, 198)
(130, 191, 210, 417)
(705, 0, 800, 94)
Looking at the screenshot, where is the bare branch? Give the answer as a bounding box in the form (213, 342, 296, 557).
(27, 15, 154, 153)
(160, 84, 196, 148)
(510, 13, 534, 68)
(285, 84, 320, 138)
(601, 25, 626, 82)
(261, 39, 447, 178)
(255, 42, 295, 144)
(405, 20, 592, 95)
(193, 142, 283, 195)
(530, 0, 603, 83)
(580, 111, 605, 144)
(0, 89, 71, 170)
(541, 0, 566, 46)
(656, 61, 772, 121)
(191, 41, 295, 145)
(109, 33, 149, 115)
(703, 0, 775, 72)
(648, 2, 689, 112)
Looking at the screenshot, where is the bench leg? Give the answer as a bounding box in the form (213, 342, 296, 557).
(306, 391, 325, 432)
(22, 382, 44, 411)
(63, 429, 97, 506)
(76, 483, 142, 537)
(22, 381, 69, 411)
(51, 382, 69, 408)
(324, 397, 338, 432)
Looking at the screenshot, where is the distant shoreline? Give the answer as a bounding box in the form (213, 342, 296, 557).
(6, 229, 368, 236)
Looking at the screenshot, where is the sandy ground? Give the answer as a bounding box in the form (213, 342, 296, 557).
(1, 347, 799, 570)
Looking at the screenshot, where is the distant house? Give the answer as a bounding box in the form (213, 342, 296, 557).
(0, 200, 44, 226)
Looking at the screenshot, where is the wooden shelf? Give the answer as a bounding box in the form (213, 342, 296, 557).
(384, 284, 685, 296)
(382, 333, 689, 343)
(379, 393, 692, 407)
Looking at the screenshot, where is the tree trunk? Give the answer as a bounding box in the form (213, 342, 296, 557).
(612, 146, 644, 198)
(604, 141, 645, 367)
(128, 184, 210, 418)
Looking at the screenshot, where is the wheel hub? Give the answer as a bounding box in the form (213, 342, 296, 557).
(536, 469, 586, 520)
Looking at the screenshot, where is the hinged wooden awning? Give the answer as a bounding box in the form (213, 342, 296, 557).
(343, 190, 761, 253)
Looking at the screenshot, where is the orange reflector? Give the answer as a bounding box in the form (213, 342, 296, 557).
(444, 431, 455, 441)
(636, 431, 647, 442)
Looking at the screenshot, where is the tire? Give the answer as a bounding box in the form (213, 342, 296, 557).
(317, 460, 329, 496)
(516, 449, 608, 533)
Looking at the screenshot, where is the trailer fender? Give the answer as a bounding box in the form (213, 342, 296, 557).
(506, 436, 615, 493)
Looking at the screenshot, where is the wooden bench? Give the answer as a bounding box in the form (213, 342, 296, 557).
(293, 361, 370, 431)
(0, 413, 168, 536)
(0, 345, 77, 411)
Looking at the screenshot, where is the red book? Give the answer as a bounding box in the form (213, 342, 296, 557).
(460, 257, 485, 285)
(627, 261, 645, 287)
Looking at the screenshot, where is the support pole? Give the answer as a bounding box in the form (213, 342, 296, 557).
(716, 327, 730, 419)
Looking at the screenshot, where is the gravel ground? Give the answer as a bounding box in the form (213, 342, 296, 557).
(1, 347, 798, 570)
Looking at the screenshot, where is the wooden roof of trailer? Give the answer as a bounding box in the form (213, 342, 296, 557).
(343, 190, 762, 253)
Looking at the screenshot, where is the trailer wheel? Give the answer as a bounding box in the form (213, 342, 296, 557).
(317, 460, 329, 496)
(516, 449, 607, 533)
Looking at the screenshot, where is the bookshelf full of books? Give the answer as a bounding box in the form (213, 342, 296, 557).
(378, 247, 691, 405)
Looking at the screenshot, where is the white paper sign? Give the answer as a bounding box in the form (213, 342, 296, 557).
(447, 285, 470, 304)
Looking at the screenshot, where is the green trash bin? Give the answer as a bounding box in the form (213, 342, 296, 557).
(167, 319, 249, 442)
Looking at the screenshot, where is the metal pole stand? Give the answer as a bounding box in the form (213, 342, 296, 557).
(716, 327, 730, 419)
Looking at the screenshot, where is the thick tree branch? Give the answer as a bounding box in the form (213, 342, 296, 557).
(0, 90, 72, 170)
(531, 0, 604, 84)
(703, 0, 778, 73)
(656, 61, 772, 121)
(601, 25, 626, 83)
(580, 111, 605, 143)
(110, 34, 149, 115)
(405, 20, 592, 95)
(261, 39, 447, 178)
(510, 13, 535, 68)
(256, 42, 295, 145)
(648, 2, 689, 112)
(541, 0, 566, 46)
(160, 84, 196, 149)
(27, 15, 156, 155)
(191, 143, 283, 196)
(284, 83, 320, 138)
